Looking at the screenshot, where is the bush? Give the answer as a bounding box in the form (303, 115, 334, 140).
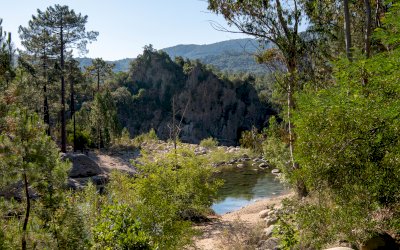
(105, 147, 222, 249)
(199, 137, 219, 149)
(68, 129, 94, 151)
(288, 18, 400, 247)
(93, 204, 152, 250)
(239, 126, 265, 153)
(132, 128, 158, 147)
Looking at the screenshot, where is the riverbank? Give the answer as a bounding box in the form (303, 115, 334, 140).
(193, 193, 293, 250)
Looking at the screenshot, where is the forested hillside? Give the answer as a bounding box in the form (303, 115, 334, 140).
(107, 47, 272, 145)
(77, 38, 271, 74)
(77, 57, 132, 72)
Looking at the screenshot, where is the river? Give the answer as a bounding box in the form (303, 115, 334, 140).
(211, 165, 286, 215)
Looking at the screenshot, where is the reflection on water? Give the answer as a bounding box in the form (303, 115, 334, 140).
(212, 165, 286, 215)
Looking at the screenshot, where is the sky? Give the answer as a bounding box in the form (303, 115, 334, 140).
(1, 0, 250, 60)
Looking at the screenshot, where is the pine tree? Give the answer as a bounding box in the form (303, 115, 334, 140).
(0, 19, 15, 88)
(19, 23, 58, 135)
(85, 58, 114, 92)
(22, 5, 98, 152)
(0, 109, 70, 250)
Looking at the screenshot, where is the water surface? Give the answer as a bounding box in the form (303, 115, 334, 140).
(211, 165, 286, 215)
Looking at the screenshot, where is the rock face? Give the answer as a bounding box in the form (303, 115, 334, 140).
(113, 50, 274, 145)
(0, 181, 38, 201)
(65, 154, 102, 178)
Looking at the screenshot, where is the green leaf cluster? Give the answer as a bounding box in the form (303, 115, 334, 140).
(103, 147, 222, 249)
(289, 24, 400, 248)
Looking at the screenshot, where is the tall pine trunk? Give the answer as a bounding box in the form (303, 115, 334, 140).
(43, 57, 50, 136)
(70, 68, 76, 152)
(22, 172, 30, 250)
(60, 24, 66, 153)
(97, 70, 100, 92)
(364, 0, 372, 58)
(344, 0, 352, 61)
(362, 0, 372, 86)
(43, 84, 50, 136)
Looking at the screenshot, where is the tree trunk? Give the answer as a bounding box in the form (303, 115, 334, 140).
(375, 0, 382, 28)
(287, 64, 295, 171)
(22, 172, 30, 250)
(43, 55, 50, 136)
(70, 68, 76, 152)
(60, 24, 66, 153)
(97, 70, 100, 92)
(362, 0, 372, 86)
(364, 0, 372, 58)
(343, 0, 352, 61)
(73, 113, 76, 152)
(43, 83, 50, 136)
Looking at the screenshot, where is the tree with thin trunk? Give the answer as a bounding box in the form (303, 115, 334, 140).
(343, 0, 352, 61)
(66, 59, 83, 152)
(0, 110, 69, 250)
(23, 5, 98, 152)
(85, 57, 114, 92)
(208, 0, 307, 196)
(19, 26, 57, 135)
(0, 19, 16, 88)
(364, 0, 372, 58)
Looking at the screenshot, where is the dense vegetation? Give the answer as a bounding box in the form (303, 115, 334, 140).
(209, 0, 400, 248)
(0, 0, 400, 249)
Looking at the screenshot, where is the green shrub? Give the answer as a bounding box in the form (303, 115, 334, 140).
(132, 128, 159, 147)
(199, 137, 219, 149)
(105, 147, 222, 249)
(68, 130, 94, 150)
(93, 204, 152, 250)
(239, 126, 265, 153)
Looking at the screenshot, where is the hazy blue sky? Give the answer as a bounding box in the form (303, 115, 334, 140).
(1, 0, 249, 60)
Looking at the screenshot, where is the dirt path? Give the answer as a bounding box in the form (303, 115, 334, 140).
(87, 149, 139, 175)
(193, 194, 292, 250)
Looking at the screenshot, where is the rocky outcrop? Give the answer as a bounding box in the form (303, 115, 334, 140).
(64, 153, 103, 178)
(114, 50, 274, 146)
(0, 181, 38, 201)
(176, 66, 268, 144)
(63, 153, 107, 190)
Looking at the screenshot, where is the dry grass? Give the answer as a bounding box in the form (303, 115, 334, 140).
(217, 218, 265, 250)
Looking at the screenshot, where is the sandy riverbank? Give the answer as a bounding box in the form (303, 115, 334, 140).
(193, 193, 293, 250)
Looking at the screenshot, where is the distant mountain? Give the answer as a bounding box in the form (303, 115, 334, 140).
(162, 38, 259, 58)
(76, 57, 134, 72)
(162, 38, 271, 74)
(76, 38, 271, 74)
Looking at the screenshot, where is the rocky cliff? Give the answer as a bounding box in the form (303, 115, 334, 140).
(112, 49, 273, 145)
